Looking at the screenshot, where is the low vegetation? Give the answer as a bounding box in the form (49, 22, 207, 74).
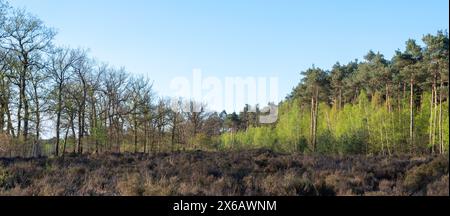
(0, 150, 447, 196)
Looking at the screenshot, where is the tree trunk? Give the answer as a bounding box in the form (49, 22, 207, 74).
(313, 100, 318, 153)
(92, 98, 98, 154)
(311, 88, 319, 152)
(55, 86, 63, 156)
(33, 84, 41, 158)
(144, 119, 148, 154)
(386, 84, 392, 113)
(34, 111, 40, 157)
(171, 114, 177, 152)
(21, 66, 29, 145)
(310, 96, 314, 151)
(23, 92, 29, 143)
(429, 85, 435, 154)
(17, 76, 24, 139)
(403, 83, 406, 100)
(134, 114, 138, 153)
(62, 123, 70, 157)
(77, 109, 83, 154)
(438, 79, 443, 154)
(6, 102, 14, 137)
(409, 80, 414, 154)
(150, 128, 156, 153)
(0, 101, 4, 133)
(432, 81, 438, 154)
(79, 78, 87, 154)
(71, 114, 76, 154)
(107, 107, 111, 151)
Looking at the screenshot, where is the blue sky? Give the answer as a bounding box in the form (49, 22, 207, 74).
(8, 0, 450, 112)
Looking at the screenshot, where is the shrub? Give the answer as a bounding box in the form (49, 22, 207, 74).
(0, 150, 448, 196)
(402, 157, 449, 195)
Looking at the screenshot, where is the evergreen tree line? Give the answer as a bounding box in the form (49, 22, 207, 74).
(221, 32, 449, 156)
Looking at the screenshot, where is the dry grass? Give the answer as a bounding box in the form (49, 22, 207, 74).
(0, 149, 448, 196)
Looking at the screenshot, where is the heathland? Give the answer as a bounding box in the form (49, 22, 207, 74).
(0, 150, 448, 196)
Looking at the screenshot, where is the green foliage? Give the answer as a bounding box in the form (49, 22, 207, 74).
(443, 102, 449, 152)
(220, 126, 277, 150)
(220, 89, 449, 155)
(274, 99, 305, 152)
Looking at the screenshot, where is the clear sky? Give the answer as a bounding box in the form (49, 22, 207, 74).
(8, 0, 450, 112)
